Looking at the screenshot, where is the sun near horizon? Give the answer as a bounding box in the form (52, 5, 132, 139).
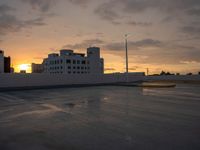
(17, 64, 31, 73)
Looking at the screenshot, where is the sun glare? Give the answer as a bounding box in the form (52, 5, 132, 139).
(19, 64, 30, 72)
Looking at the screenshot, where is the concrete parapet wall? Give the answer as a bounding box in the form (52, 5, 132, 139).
(145, 75, 200, 82)
(0, 74, 199, 90)
(0, 73, 144, 89)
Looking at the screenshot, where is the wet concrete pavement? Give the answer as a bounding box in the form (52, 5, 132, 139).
(0, 84, 200, 150)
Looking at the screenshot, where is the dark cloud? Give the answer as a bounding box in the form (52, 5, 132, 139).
(63, 39, 105, 49)
(99, 37, 200, 65)
(0, 13, 46, 35)
(127, 21, 152, 27)
(147, 45, 200, 65)
(181, 26, 200, 35)
(0, 3, 53, 38)
(187, 8, 200, 16)
(93, 0, 159, 25)
(119, 0, 200, 14)
(24, 17, 46, 26)
(0, 4, 14, 15)
(0, 14, 22, 35)
(94, 0, 200, 25)
(68, 0, 91, 6)
(104, 39, 162, 51)
(21, 0, 56, 12)
(103, 38, 176, 64)
(94, 2, 120, 24)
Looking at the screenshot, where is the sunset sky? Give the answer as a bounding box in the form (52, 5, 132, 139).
(0, 0, 200, 74)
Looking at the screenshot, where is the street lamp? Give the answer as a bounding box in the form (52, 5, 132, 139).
(125, 34, 129, 74)
(125, 34, 130, 83)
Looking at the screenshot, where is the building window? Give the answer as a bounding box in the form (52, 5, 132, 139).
(73, 71, 76, 74)
(82, 60, 86, 64)
(68, 71, 71, 74)
(73, 66, 76, 69)
(77, 60, 80, 64)
(77, 66, 80, 69)
(81, 67, 84, 70)
(73, 60, 76, 64)
(68, 66, 71, 69)
(66, 59, 71, 64)
(60, 60, 63, 64)
(87, 61, 90, 64)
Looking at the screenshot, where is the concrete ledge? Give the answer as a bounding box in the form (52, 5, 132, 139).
(0, 82, 128, 92)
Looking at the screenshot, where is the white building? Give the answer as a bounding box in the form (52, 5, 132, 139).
(43, 47, 104, 74)
(0, 50, 4, 73)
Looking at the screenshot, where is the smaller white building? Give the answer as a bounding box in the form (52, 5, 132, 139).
(43, 47, 104, 74)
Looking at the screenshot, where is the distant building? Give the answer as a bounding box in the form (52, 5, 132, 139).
(4, 56, 11, 73)
(20, 70, 26, 74)
(43, 47, 104, 74)
(128, 72, 145, 76)
(32, 63, 44, 73)
(0, 50, 11, 73)
(0, 50, 4, 73)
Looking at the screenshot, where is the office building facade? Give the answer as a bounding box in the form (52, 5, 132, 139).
(43, 47, 104, 74)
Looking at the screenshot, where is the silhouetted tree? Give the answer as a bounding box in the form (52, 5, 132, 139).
(166, 72, 174, 75)
(176, 73, 180, 75)
(199, 72, 200, 75)
(160, 71, 174, 76)
(187, 73, 193, 75)
(160, 71, 166, 76)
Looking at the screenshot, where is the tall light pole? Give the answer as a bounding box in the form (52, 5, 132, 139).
(125, 34, 129, 74)
(125, 34, 129, 83)
(146, 68, 149, 76)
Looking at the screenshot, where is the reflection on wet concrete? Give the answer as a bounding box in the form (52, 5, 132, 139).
(0, 85, 200, 150)
(8, 104, 69, 119)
